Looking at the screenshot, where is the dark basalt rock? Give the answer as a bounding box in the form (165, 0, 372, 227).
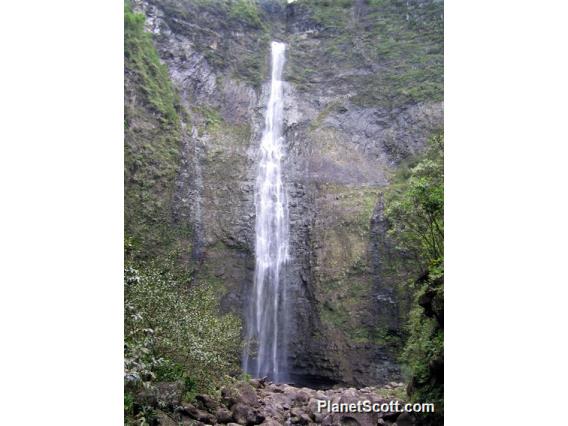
(186, 381, 409, 425)
(195, 393, 220, 413)
(130, 0, 443, 387)
(177, 403, 217, 424)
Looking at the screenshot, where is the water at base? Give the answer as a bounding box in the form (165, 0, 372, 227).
(243, 41, 290, 383)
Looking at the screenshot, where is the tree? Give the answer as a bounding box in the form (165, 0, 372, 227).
(384, 134, 444, 267)
(383, 134, 444, 424)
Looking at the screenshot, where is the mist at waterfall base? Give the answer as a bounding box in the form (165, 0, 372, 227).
(243, 41, 291, 383)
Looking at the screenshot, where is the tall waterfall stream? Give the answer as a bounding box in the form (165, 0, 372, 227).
(243, 41, 290, 382)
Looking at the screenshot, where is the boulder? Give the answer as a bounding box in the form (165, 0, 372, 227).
(338, 416, 362, 425)
(231, 403, 264, 425)
(223, 382, 259, 409)
(177, 403, 198, 417)
(292, 390, 310, 405)
(394, 412, 416, 426)
(260, 420, 281, 426)
(322, 391, 378, 426)
(289, 407, 310, 425)
(216, 407, 234, 423)
(196, 394, 219, 413)
(268, 384, 284, 393)
(154, 410, 178, 426)
(321, 414, 334, 426)
(177, 403, 216, 424)
(237, 382, 259, 406)
(307, 397, 326, 417)
(196, 411, 216, 425)
(221, 387, 238, 408)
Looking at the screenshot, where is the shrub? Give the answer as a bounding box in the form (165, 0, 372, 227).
(124, 263, 242, 396)
(384, 134, 444, 266)
(383, 133, 444, 423)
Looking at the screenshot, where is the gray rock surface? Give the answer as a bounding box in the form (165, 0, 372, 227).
(172, 380, 414, 425)
(129, 0, 443, 387)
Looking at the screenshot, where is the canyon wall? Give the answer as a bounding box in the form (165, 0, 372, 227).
(125, 0, 443, 387)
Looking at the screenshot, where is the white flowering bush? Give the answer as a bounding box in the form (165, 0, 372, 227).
(124, 263, 242, 396)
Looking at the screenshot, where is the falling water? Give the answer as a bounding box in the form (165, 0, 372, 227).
(243, 41, 290, 382)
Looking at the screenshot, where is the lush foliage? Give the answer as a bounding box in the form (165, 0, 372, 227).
(124, 2, 178, 123)
(124, 1, 190, 264)
(384, 134, 444, 265)
(124, 6, 242, 420)
(229, 0, 264, 29)
(383, 134, 444, 421)
(402, 264, 444, 422)
(124, 261, 242, 411)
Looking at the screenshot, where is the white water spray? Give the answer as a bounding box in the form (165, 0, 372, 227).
(244, 41, 290, 382)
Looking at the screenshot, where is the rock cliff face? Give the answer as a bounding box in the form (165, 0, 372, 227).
(126, 0, 443, 387)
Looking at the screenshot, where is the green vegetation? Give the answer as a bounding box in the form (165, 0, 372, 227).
(375, 385, 407, 401)
(194, 105, 224, 130)
(383, 134, 444, 421)
(123, 0, 444, 422)
(124, 2, 179, 123)
(306, 0, 353, 30)
(229, 0, 264, 29)
(354, 0, 443, 107)
(402, 264, 443, 419)
(312, 185, 406, 350)
(384, 134, 444, 265)
(156, 0, 269, 88)
(124, 259, 242, 423)
(291, 0, 443, 108)
(124, 1, 185, 263)
(124, 3, 244, 424)
(234, 42, 270, 88)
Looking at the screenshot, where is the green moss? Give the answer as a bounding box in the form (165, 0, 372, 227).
(321, 184, 378, 232)
(300, 0, 353, 29)
(229, 0, 264, 29)
(401, 270, 444, 421)
(318, 275, 373, 341)
(124, 2, 192, 265)
(290, 0, 443, 107)
(228, 28, 271, 88)
(381, 135, 444, 420)
(124, 2, 179, 124)
(234, 47, 269, 88)
(194, 105, 224, 130)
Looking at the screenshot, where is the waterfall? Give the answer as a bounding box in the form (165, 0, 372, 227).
(244, 41, 290, 382)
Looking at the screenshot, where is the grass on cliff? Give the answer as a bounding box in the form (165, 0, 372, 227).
(290, 0, 443, 108)
(124, 1, 193, 264)
(229, 0, 264, 29)
(157, 0, 270, 88)
(124, 2, 179, 124)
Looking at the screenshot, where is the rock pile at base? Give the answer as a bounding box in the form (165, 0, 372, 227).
(153, 378, 415, 425)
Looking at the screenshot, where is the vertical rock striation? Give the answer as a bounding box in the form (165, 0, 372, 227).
(128, 0, 443, 387)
